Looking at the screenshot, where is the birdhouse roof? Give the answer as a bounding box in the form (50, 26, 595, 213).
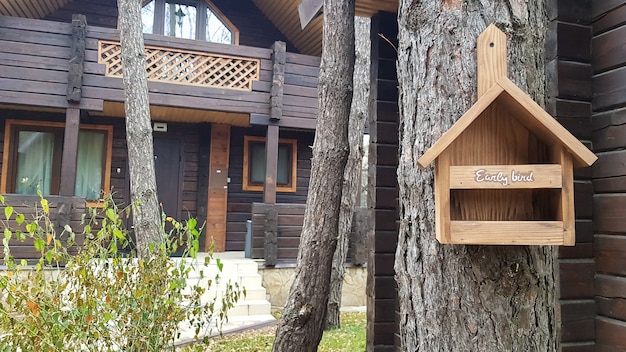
(417, 76, 597, 168)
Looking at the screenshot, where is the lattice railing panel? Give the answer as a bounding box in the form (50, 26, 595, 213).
(98, 40, 260, 91)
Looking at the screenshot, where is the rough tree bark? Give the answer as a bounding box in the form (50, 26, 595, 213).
(325, 16, 370, 330)
(118, 0, 163, 257)
(272, 0, 355, 350)
(395, 1, 559, 351)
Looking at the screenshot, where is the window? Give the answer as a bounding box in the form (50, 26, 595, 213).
(142, 0, 238, 44)
(1, 120, 113, 201)
(243, 136, 297, 192)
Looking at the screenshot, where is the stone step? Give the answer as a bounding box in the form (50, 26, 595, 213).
(197, 285, 267, 303)
(227, 299, 272, 317)
(175, 261, 260, 279)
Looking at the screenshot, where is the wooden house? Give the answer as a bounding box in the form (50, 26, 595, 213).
(0, 0, 326, 261)
(0, 0, 390, 264)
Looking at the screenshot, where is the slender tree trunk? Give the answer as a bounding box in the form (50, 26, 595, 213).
(395, 1, 559, 351)
(118, 0, 163, 258)
(325, 16, 370, 330)
(272, 0, 354, 350)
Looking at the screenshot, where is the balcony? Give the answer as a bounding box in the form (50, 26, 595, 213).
(0, 15, 319, 129)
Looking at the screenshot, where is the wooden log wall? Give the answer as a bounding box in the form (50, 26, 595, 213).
(249, 203, 370, 265)
(591, 2, 626, 351)
(367, 12, 400, 352)
(0, 15, 103, 111)
(250, 202, 306, 263)
(226, 126, 313, 252)
(546, 1, 597, 350)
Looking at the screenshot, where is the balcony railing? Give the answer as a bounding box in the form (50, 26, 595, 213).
(98, 40, 260, 91)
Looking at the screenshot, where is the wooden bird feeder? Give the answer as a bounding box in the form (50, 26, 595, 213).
(417, 24, 597, 246)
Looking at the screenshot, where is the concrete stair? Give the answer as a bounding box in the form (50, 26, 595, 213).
(171, 251, 273, 321)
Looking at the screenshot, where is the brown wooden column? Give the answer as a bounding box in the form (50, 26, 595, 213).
(60, 107, 80, 196)
(264, 124, 279, 204)
(60, 14, 87, 197)
(206, 124, 230, 252)
(265, 40, 286, 203)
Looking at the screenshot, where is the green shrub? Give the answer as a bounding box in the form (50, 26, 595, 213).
(0, 194, 243, 351)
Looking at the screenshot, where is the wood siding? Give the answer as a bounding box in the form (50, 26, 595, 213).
(367, 12, 399, 352)
(591, 2, 626, 351)
(546, 1, 597, 350)
(226, 125, 313, 252)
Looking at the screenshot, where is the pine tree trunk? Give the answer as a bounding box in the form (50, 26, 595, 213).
(272, 0, 354, 350)
(118, 0, 163, 258)
(395, 1, 559, 351)
(325, 16, 370, 330)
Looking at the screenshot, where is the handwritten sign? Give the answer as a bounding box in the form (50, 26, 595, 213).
(474, 169, 534, 186)
(449, 165, 562, 189)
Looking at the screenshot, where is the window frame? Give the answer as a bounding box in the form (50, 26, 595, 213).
(242, 135, 297, 193)
(142, 0, 239, 44)
(1, 120, 114, 206)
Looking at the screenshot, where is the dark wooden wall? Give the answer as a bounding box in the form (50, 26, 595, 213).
(367, 12, 399, 352)
(591, 1, 626, 351)
(546, 1, 597, 351)
(226, 125, 313, 251)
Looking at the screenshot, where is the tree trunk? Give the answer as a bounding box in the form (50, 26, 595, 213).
(272, 0, 354, 350)
(118, 0, 163, 258)
(395, 1, 559, 351)
(325, 16, 370, 330)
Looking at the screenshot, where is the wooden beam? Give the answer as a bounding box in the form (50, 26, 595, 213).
(250, 113, 317, 130)
(270, 41, 286, 120)
(67, 14, 86, 102)
(59, 106, 80, 196)
(264, 124, 279, 203)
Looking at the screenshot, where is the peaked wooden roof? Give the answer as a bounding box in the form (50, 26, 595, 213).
(417, 76, 597, 168)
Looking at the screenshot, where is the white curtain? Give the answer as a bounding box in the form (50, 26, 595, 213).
(75, 131, 104, 200)
(16, 131, 54, 195)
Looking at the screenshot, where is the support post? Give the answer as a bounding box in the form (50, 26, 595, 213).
(264, 124, 279, 204)
(60, 107, 80, 196)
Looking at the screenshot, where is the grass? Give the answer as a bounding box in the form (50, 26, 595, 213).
(202, 312, 366, 352)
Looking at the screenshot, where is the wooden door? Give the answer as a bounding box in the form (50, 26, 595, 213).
(153, 135, 183, 221)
